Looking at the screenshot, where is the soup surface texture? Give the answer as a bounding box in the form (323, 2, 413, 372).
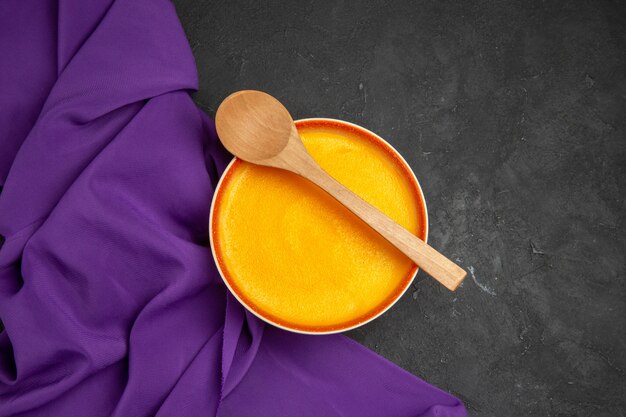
(211, 119, 427, 332)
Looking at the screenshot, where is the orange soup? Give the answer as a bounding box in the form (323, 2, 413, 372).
(211, 119, 427, 333)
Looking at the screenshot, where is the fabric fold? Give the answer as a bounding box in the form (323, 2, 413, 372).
(0, 0, 468, 416)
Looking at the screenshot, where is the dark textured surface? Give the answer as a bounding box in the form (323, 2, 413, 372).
(173, 1, 626, 415)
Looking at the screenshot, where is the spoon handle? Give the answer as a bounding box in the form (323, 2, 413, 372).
(298, 158, 466, 291)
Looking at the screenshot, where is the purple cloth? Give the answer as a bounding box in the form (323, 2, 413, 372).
(0, 1, 468, 416)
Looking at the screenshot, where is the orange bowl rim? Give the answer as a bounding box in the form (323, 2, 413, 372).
(209, 117, 429, 335)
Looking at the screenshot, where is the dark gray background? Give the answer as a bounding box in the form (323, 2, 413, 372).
(172, 0, 626, 415)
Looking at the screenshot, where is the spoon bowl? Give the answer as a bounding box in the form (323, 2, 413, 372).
(215, 90, 296, 165)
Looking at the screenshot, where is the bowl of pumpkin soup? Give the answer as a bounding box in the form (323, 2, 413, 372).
(209, 118, 428, 334)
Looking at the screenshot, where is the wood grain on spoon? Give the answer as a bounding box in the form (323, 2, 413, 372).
(215, 90, 467, 291)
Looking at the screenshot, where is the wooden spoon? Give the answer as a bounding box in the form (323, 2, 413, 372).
(215, 90, 466, 291)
